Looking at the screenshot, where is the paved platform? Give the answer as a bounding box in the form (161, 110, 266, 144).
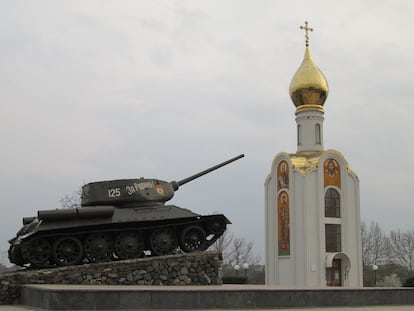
(3, 305, 414, 311)
(18, 284, 414, 310)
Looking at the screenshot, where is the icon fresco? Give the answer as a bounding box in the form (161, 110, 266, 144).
(324, 158, 341, 188)
(278, 191, 290, 256)
(277, 161, 289, 191)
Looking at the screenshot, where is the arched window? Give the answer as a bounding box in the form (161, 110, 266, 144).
(297, 125, 302, 145)
(325, 188, 340, 217)
(315, 123, 321, 144)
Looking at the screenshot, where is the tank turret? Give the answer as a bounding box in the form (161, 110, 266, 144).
(8, 155, 244, 268)
(81, 154, 244, 207)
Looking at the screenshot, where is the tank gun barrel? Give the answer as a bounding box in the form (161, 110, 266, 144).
(171, 154, 244, 190)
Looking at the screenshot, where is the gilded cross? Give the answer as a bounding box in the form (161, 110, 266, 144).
(300, 21, 313, 46)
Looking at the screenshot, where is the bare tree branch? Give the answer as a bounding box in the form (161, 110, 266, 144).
(361, 221, 390, 266)
(208, 230, 260, 266)
(209, 230, 234, 255)
(59, 188, 81, 208)
(388, 229, 414, 276)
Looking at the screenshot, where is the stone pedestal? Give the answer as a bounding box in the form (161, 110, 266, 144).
(0, 251, 223, 304)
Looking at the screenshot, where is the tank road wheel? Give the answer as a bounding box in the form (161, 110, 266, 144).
(150, 228, 178, 256)
(52, 237, 84, 266)
(208, 218, 226, 235)
(115, 231, 144, 260)
(8, 244, 24, 266)
(22, 238, 52, 266)
(84, 233, 114, 263)
(180, 225, 207, 253)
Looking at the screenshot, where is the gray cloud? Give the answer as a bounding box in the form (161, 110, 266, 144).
(1, 0, 413, 262)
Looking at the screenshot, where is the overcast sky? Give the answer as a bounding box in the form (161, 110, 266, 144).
(1, 0, 413, 264)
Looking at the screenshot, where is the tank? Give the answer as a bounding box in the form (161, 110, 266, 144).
(8, 154, 244, 268)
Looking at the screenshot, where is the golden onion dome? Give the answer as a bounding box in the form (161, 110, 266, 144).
(289, 22, 329, 111)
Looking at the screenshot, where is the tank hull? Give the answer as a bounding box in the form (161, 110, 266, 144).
(9, 205, 230, 267)
(8, 155, 244, 268)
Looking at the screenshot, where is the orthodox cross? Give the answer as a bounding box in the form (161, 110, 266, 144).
(300, 21, 313, 46)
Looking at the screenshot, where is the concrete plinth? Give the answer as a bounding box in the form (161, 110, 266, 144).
(20, 284, 414, 310)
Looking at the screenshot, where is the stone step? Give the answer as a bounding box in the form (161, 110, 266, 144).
(20, 284, 414, 310)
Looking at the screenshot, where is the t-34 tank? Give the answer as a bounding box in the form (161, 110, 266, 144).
(8, 154, 244, 268)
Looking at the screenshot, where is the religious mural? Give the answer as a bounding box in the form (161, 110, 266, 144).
(324, 158, 341, 188)
(277, 160, 289, 191)
(278, 191, 290, 256)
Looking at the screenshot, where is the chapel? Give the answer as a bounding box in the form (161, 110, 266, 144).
(265, 22, 363, 287)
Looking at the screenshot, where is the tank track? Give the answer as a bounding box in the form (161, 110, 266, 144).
(9, 215, 227, 268)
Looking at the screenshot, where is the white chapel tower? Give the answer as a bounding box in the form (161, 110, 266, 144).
(265, 22, 363, 287)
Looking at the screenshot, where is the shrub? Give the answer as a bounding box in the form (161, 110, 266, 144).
(223, 276, 247, 284)
(378, 274, 402, 287)
(403, 276, 414, 287)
